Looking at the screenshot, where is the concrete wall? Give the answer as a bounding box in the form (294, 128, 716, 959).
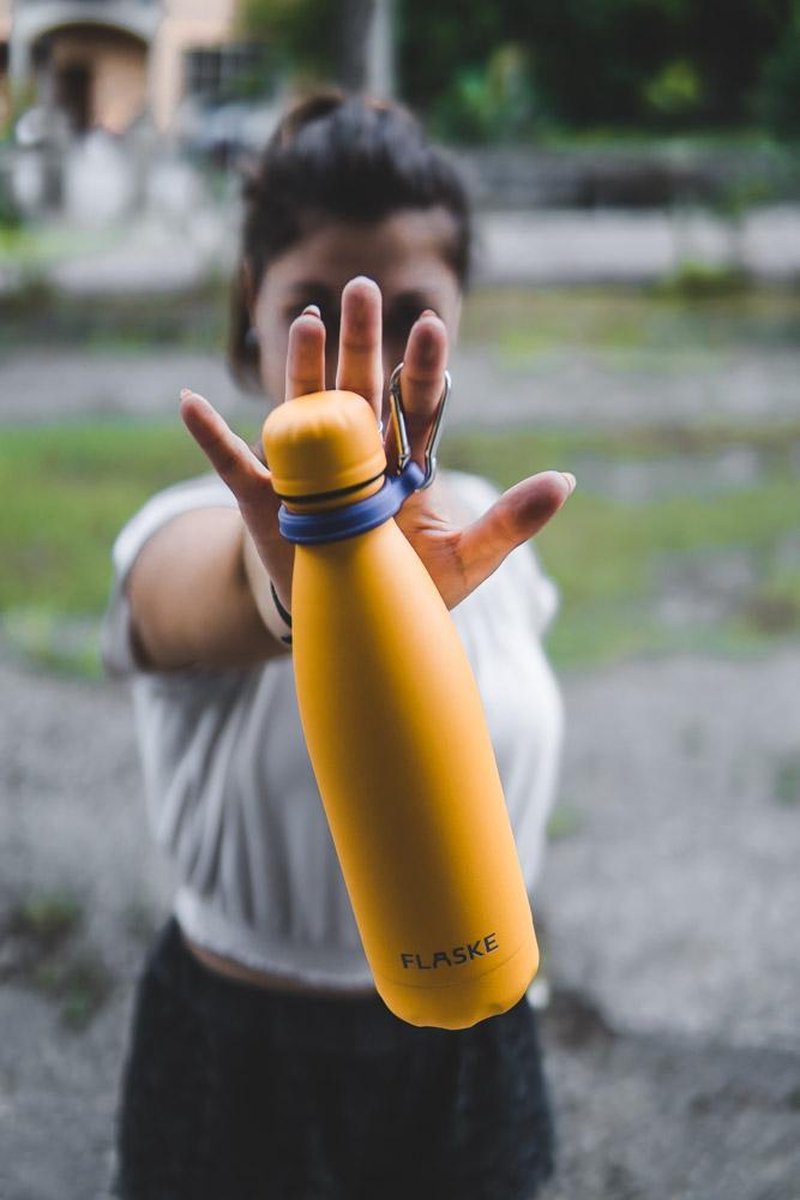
(149, 0, 237, 132)
(49, 26, 147, 133)
(5, 0, 237, 133)
(454, 145, 800, 210)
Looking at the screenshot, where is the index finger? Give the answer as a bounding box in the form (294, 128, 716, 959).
(286, 305, 326, 400)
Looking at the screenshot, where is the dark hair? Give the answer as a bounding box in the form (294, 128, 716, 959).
(229, 89, 473, 391)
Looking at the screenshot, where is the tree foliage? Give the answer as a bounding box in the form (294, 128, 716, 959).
(238, 0, 332, 79)
(239, 0, 800, 139)
(757, 6, 800, 135)
(398, 0, 795, 134)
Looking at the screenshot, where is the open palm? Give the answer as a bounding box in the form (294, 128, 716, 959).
(180, 276, 574, 615)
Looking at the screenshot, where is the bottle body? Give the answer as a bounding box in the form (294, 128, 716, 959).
(263, 388, 540, 1029)
(291, 516, 539, 1029)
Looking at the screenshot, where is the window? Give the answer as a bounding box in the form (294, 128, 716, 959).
(184, 44, 272, 103)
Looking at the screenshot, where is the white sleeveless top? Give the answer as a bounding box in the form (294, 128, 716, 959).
(102, 469, 563, 989)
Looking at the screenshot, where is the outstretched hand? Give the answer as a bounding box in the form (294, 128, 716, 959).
(180, 276, 575, 617)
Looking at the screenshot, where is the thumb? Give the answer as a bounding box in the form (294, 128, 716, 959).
(456, 471, 575, 596)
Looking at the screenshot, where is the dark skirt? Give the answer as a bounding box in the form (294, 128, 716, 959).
(113, 917, 555, 1200)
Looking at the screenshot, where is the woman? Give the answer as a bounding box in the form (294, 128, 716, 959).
(104, 89, 574, 1199)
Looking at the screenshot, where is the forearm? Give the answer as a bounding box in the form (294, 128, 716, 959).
(127, 508, 290, 671)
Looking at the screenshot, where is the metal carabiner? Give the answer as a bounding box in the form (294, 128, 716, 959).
(387, 363, 452, 491)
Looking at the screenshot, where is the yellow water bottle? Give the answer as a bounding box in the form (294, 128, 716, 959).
(262, 376, 539, 1029)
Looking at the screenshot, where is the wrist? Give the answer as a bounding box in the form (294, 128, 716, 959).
(241, 528, 293, 649)
(268, 580, 293, 645)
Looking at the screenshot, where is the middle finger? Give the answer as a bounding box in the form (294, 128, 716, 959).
(336, 276, 383, 420)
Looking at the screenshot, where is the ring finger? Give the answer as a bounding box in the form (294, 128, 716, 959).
(387, 311, 449, 475)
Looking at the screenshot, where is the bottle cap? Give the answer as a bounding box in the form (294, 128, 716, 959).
(262, 391, 386, 500)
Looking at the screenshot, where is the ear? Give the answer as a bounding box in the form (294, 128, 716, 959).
(241, 260, 253, 312)
(451, 292, 463, 340)
(241, 259, 256, 319)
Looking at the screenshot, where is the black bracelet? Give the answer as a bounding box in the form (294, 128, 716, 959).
(269, 581, 293, 646)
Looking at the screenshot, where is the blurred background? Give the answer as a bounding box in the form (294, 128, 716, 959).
(1, 2, 799, 1197)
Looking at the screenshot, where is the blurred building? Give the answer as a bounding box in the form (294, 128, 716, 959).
(0, 0, 265, 135)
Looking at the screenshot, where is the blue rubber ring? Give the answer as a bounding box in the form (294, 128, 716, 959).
(278, 462, 425, 545)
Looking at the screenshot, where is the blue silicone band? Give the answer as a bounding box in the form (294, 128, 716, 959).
(278, 461, 425, 545)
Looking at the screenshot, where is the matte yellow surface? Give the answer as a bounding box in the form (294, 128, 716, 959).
(263, 390, 386, 499)
(263, 392, 539, 1028)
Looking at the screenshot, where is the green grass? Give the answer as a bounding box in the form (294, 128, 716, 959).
(444, 422, 800, 666)
(0, 222, 124, 267)
(2, 275, 799, 360)
(459, 285, 800, 362)
(0, 275, 230, 354)
(773, 756, 800, 807)
(0, 419, 235, 674)
(10, 890, 82, 946)
(1, 413, 797, 675)
(4, 888, 112, 1030)
(2, 274, 797, 673)
(0, 420, 218, 613)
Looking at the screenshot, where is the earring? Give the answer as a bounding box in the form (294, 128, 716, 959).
(245, 326, 260, 350)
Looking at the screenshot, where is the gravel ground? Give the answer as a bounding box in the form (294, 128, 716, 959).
(2, 343, 799, 433)
(2, 212, 798, 1197)
(1, 643, 798, 1200)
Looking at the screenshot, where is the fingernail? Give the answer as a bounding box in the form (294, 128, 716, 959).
(301, 304, 320, 318)
(350, 275, 377, 287)
(419, 308, 438, 319)
(180, 387, 193, 400)
(561, 471, 577, 494)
